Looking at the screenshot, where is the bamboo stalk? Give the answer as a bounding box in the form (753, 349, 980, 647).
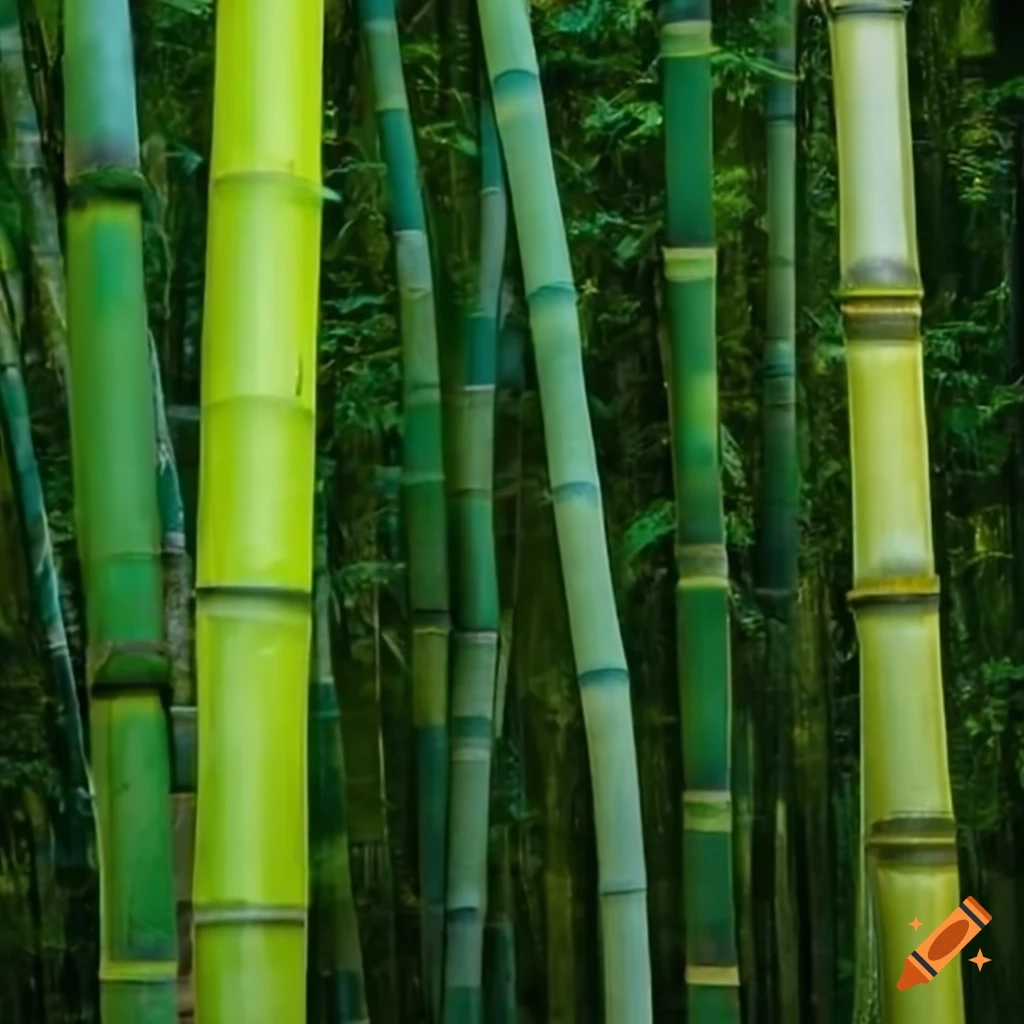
(309, 477, 369, 1024)
(826, 3, 965, 1023)
(148, 334, 197, 1023)
(63, 0, 178, 1019)
(0, 227, 92, 871)
(192, 0, 324, 1020)
(760, 1, 801, 1020)
(442, 71, 507, 1024)
(357, 2, 451, 1015)
(658, 3, 741, 1020)
(483, 284, 523, 1024)
(478, 3, 652, 1018)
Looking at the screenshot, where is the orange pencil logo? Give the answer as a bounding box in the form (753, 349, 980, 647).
(897, 896, 991, 992)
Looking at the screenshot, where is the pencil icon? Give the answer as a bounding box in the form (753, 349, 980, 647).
(897, 896, 991, 992)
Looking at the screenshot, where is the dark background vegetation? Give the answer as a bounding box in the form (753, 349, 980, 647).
(0, 0, 1021, 1021)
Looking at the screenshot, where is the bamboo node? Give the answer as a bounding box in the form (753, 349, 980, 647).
(866, 814, 959, 864)
(99, 959, 178, 983)
(683, 789, 733, 832)
(88, 639, 169, 694)
(677, 542, 729, 584)
(194, 583, 312, 606)
(840, 294, 921, 344)
(192, 903, 307, 926)
(662, 246, 716, 282)
(827, 0, 910, 16)
(684, 964, 741, 987)
(208, 169, 326, 204)
(847, 573, 939, 607)
(660, 20, 715, 59)
(66, 164, 147, 203)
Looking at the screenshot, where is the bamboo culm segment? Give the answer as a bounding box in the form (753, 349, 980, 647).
(193, 0, 324, 1021)
(358, 1, 451, 1015)
(660, 3, 742, 1021)
(826, 3, 965, 1024)
(309, 482, 369, 1024)
(0, 247, 92, 871)
(443, 76, 507, 1024)
(64, 0, 177, 1020)
(479, 2, 653, 1019)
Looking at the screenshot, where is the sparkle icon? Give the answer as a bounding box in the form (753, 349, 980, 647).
(968, 949, 990, 972)
(909, 917, 922, 931)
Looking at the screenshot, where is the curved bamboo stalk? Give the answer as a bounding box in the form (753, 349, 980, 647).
(0, 228, 91, 869)
(357, 1, 451, 1015)
(309, 477, 369, 1024)
(148, 334, 197, 1023)
(442, 73, 507, 1024)
(64, 0, 178, 1019)
(825, 3, 965, 1023)
(149, 334, 193, 713)
(478, 4, 652, 1019)
(658, 3, 741, 1020)
(0, 0, 70, 400)
(192, 0, 324, 1020)
(760, 1, 800, 1020)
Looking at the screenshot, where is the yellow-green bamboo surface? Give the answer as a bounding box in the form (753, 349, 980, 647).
(827, 3, 965, 1024)
(478, 1, 653, 1019)
(192, 0, 324, 1020)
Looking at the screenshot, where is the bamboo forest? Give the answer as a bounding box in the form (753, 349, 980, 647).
(2, 0, 1024, 1022)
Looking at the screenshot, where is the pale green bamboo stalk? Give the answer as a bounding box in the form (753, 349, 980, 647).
(478, 3, 652, 1018)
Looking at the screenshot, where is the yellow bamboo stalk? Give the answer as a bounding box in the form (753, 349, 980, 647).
(192, 1, 325, 1021)
(826, 3, 965, 1023)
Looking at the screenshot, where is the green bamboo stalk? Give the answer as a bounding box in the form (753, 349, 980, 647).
(0, 228, 92, 870)
(825, 4, 965, 1024)
(309, 476, 370, 1024)
(484, 291, 523, 1024)
(0, 0, 71, 399)
(358, 2, 451, 1016)
(478, 4, 652, 1019)
(63, 0, 178, 1019)
(760, 1, 800, 1020)
(442, 71, 507, 1024)
(659, 3, 741, 1021)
